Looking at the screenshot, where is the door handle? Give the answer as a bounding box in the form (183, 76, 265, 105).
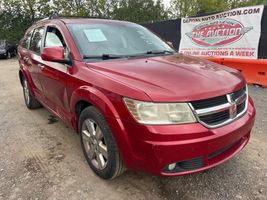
(38, 64, 45, 69)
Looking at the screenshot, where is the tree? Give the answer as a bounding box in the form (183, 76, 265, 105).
(1, 0, 266, 43)
(170, 0, 199, 17)
(112, 0, 168, 23)
(170, 0, 267, 18)
(229, 0, 267, 8)
(53, 0, 88, 16)
(197, 0, 229, 15)
(52, 0, 117, 17)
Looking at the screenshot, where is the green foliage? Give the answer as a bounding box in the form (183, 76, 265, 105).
(229, 0, 267, 8)
(112, 0, 168, 23)
(171, 0, 267, 17)
(170, 0, 199, 17)
(0, 0, 266, 43)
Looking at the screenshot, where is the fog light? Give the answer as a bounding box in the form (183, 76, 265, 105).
(168, 163, 176, 170)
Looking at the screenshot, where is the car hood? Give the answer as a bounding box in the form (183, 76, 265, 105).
(86, 54, 246, 102)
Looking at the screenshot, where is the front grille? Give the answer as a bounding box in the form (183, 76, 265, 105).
(190, 86, 248, 128)
(191, 95, 227, 109)
(199, 110, 230, 126)
(233, 87, 246, 99)
(237, 101, 246, 114)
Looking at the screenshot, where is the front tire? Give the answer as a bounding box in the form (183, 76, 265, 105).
(22, 78, 41, 109)
(79, 106, 125, 179)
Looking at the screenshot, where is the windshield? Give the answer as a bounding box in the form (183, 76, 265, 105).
(67, 22, 176, 60)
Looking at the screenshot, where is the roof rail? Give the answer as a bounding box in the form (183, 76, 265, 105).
(32, 17, 50, 25)
(38, 17, 50, 21)
(32, 14, 111, 25)
(48, 14, 110, 20)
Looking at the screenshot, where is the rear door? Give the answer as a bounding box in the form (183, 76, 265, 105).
(18, 30, 33, 77)
(28, 26, 45, 99)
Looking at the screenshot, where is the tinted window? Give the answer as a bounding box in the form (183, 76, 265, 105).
(29, 27, 44, 54)
(21, 32, 32, 49)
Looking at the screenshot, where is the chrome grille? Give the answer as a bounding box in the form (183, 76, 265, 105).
(190, 86, 248, 128)
(198, 110, 230, 126)
(191, 95, 227, 109)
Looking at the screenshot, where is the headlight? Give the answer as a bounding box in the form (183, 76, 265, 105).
(0, 49, 6, 53)
(123, 98, 196, 125)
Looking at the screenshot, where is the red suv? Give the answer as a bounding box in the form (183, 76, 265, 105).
(18, 17, 256, 179)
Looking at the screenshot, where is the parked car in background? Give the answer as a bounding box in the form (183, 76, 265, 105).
(0, 40, 17, 59)
(18, 17, 256, 179)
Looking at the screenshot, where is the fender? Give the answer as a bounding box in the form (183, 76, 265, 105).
(70, 85, 120, 121)
(70, 85, 136, 167)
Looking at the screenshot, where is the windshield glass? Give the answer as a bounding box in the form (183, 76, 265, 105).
(67, 22, 175, 60)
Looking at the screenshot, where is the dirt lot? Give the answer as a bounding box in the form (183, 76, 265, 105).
(0, 58, 266, 200)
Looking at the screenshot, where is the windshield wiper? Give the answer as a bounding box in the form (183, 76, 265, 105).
(146, 50, 175, 55)
(125, 50, 176, 58)
(83, 51, 176, 60)
(83, 54, 127, 60)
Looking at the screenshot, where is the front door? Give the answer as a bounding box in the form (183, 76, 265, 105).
(38, 26, 71, 122)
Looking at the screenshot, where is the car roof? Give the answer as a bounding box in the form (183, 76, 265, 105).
(26, 17, 139, 36)
(36, 17, 135, 26)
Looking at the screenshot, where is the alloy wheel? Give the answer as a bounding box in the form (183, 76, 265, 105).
(23, 79, 30, 105)
(81, 119, 108, 170)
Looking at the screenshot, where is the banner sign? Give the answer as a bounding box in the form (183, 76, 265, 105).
(179, 5, 264, 59)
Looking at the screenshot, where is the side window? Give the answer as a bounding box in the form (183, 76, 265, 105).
(45, 32, 63, 47)
(29, 27, 44, 54)
(44, 27, 69, 60)
(21, 31, 32, 49)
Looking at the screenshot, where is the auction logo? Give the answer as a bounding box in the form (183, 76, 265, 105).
(185, 18, 253, 47)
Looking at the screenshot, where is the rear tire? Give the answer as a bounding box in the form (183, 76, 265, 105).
(79, 106, 125, 179)
(22, 77, 41, 109)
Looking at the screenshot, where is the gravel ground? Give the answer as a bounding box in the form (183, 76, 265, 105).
(0, 58, 266, 200)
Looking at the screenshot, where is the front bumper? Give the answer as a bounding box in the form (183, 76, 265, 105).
(0, 53, 7, 58)
(108, 97, 256, 176)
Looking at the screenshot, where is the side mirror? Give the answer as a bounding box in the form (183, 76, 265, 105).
(41, 47, 65, 62)
(167, 41, 174, 48)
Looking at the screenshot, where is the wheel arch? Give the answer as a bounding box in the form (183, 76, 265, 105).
(70, 86, 135, 167)
(18, 66, 35, 92)
(75, 100, 92, 119)
(70, 86, 121, 131)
